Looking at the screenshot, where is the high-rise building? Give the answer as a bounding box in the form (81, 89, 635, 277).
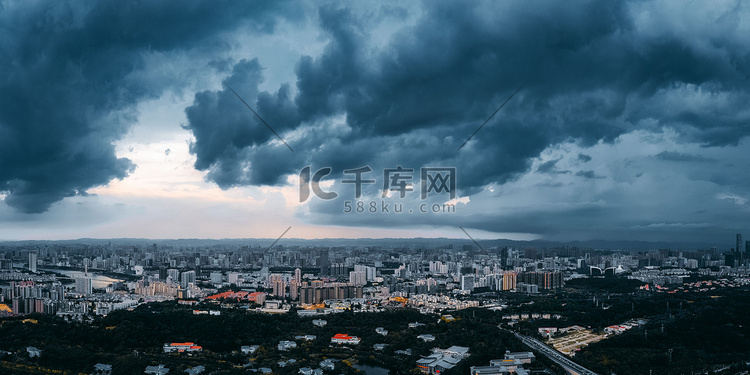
(737, 234, 744, 254)
(330, 263, 347, 277)
(518, 271, 564, 289)
(289, 281, 299, 300)
(294, 268, 302, 284)
(167, 269, 180, 284)
(0, 258, 12, 270)
(181, 271, 196, 288)
(268, 274, 286, 297)
(502, 271, 517, 291)
(354, 264, 377, 281)
(349, 271, 366, 286)
(725, 252, 737, 268)
(319, 250, 329, 275)
(28, 252, 37, 273)
(298, 282, 363, 304)
(76, 277, 93, 295)
(12, 297, 20, 315)
(461, 275, 475, 291)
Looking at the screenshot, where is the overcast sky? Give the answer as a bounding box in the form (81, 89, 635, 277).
(1, 0, 749, 244)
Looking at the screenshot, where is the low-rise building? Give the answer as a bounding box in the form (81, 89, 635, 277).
(319, 359, 336, 370)
(26, 346, 42, 358)
(440, 346, 470, 359)
(144, 364, 170, 375)
(440, 315, 456, 322)
(416, 346, 470, 374)
(417, 334, 436, 342)
(469, 365, 529, 375)
(331, 333, 360, 345)
(470, 354, 532, 375)
(416, 353, 443, 373)
(92, 363, 112, 375)
(163, 342, 202, 353)
(312, 319, 327, 327)
(538, 327, 558, 337)
(277, 340, 297, 351)
(504, 351, 535, 364)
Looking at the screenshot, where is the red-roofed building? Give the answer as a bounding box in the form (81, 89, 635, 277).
(164, 342, 203, 353)
(331, 334, 360, 345)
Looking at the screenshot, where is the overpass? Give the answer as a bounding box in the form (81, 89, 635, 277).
(509, 330, 599, 375)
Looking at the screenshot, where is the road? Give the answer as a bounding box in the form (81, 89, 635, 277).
(507, 329, 599, 375)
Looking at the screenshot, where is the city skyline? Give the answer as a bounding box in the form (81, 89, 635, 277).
(2, 217, 750, 374)
(1, 1, 750, 243)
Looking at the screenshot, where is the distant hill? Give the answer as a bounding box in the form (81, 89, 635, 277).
(0, 237, 730, 251)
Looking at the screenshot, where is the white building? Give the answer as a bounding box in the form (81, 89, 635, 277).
(349, 271, 367, 286)
(504, 351, 535, 364)
(180, 271, 196, 288)
(26, 346, 41, 358)
(331, 334, 360, 345)
(278, 341, 297, 351)
(163, 342, 202, 353)
(417, 347, 470, 375)
(92, 363, 112, 375)
(417, 334, 436, 342)
(294, 335, 316, 341)
(28, 252, 37, 273)
(144, 364, 170, 375)
(240, 345, 259, 354)
(76, 277, 92, 295)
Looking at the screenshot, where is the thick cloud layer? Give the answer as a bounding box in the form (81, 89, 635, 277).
(185, 0, 750, 195)
(0, 0, 292, 213)
(5, 0, 750, 242)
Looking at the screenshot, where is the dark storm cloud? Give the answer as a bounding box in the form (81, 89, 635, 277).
(575, 170, 603, 179)
(654, 151, 715, 163)
(578, 154, 592, 163)
(537, 159, 561, 174)
(536, 158, 570, 175)
(0, 1, 294, 213)
(186, 0, 750, 199)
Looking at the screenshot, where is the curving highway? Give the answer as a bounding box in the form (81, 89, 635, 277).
(507, 329, 599, 375)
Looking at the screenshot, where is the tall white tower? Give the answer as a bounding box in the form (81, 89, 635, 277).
(28, 252, 37, 273)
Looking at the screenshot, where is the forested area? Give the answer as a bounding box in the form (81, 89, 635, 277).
(2, 277, 749, 375)
(574, 290, 750, 375)
(0, 303, 557, 375)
